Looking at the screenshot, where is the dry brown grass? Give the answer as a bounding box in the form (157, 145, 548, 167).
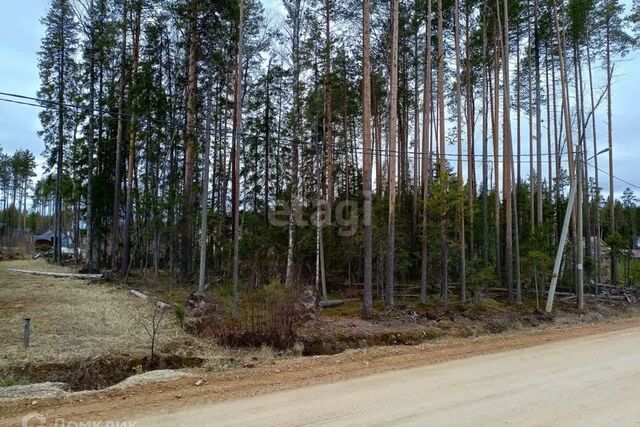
(0, 260, 193, 376)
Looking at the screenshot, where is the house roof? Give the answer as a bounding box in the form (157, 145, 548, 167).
(34, 230, 55, 240)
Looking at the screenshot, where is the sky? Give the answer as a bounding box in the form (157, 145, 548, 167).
(0, 0, 638, 200)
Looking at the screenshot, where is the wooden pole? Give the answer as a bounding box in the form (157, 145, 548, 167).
(576, 145, 584, 310)
(23, 318, 31, 348)
(546, 183, 577, 312)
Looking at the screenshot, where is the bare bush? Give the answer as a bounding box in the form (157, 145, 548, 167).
(214, 283, 313, 349)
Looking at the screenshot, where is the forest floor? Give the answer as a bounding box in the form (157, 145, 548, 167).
(1, 259, 639, 409)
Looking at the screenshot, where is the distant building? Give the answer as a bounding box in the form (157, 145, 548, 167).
(33, 230, 74, 252)
(589, 236, 610, 257)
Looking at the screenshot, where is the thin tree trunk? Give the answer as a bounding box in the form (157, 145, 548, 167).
(374, 88, 383, 197)
(111, 0, 127, 270)
(606, 19, 616, 285)
(491, 37, 502, 283)
(285, 0, 302, 287)
(385, 0, 399, 310)
(437, 0, 448, 307)
(498, 0, 514, 305)
(527, 3, 534, 232)
(54, 8, 66, 264)
(122, 0, 141, 275)
(420, 0, 432, 304)
(534, 0, 543, 226)
(86, 0, 96, 271)
(180, 0, 199, 282)
(413, 30, 419, 238)
(482, 19, 489, 265)
(362, 0, 373, 317)
(455, 0, 466, 303)
(325, 0, 334, 206)
(198, 92, 213, 294)
(264, 60, 271, 222)
(465, 10, 475, 257)
(586, 41, 602, 288)
(232, 0, 244, 316)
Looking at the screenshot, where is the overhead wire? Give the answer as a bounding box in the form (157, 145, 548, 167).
(0, 90, 572, 163)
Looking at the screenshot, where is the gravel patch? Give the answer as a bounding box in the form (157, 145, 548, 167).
(0, 382, 68, 401)
(0, 370, 194, 402)
(109, 369, 193, 389)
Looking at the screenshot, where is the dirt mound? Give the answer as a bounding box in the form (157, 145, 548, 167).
(10, 354, 204, 392)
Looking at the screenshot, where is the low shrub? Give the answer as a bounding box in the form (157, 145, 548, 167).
(215, 283, 307, 349)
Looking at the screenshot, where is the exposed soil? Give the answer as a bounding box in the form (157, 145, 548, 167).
(1, 316, 639, 426)
(3, 291, 637, 393)
(298, 298, 637, 355)
(13, 354, 205, 392)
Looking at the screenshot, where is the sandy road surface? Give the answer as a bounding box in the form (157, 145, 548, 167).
(139, 326, 640, 426)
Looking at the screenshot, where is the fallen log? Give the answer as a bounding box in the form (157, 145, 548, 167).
(130, 289, 172, 310)
(7, 268, 104, 280)
(319, 298, 360, 308)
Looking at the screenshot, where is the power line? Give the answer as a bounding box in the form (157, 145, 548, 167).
(586, 162, 640, 191)
(0, 89, 572, 162)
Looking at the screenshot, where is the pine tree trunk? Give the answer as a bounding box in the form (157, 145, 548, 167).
(180, 0, 198, 282)
(232, 0, 244, 316)
(437, 0, 448, 307)
(413, 31, 419, 238)
(385, 0, 399, 310)
(264, 60, 271, 222)
(606, 19, 616, 285)
(285, 0, 302, 287)
(86, 0, 96, 271)
(534, 0, 543, 226)
(481, 20, 489, 265)
(465, 10, 475, 257)
(527, 4, 534, 232)
(586, 41, 602, 286)
(362, 0, 373, 317)
(420, 0, 432, 304)
(122, 0, 141, 275)
(499, 0, 514, 305)
(111, 0, 127, 270)
(374, 89, 383, 197)
(198, 92, 213, 294)
(325, 0, 334, 206)
(54, 6, 66, 264)
(454, 0, 466, 303)
(492, 37, 502, 283)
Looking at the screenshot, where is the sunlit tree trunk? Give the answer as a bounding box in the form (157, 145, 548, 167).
(455, 0, 466, 303)
(385, 0, 399, 310)
(285, 0, 302, 287)
(437, 0, 448, 307)
(420, 0, 432, 304)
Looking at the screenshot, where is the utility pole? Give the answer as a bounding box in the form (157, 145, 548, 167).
(546, 184, 577, 313)
(576, 144, 584, 310)
(587, 147, 610, 296)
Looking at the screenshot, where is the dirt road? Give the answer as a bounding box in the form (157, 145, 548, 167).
(138, 326, 640, 426)
(2, 319, 639, 426)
